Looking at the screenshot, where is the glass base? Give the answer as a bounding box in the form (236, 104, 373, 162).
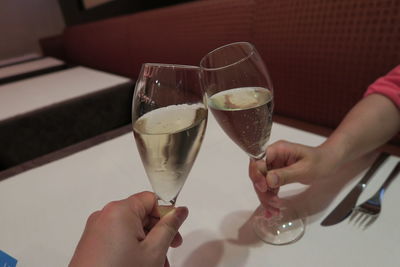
(252, 206, 305, 245)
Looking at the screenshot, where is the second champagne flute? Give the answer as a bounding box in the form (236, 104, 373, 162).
(200, 42, 305, 245)
(132, 63, 208, 216)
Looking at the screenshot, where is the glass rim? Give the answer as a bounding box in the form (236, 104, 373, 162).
(143, 62, 200, 70)
(199, 41, 255, 71)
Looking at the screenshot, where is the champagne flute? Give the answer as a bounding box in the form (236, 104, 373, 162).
(200, 42, 304, 245)
(132, 63, 207, 216)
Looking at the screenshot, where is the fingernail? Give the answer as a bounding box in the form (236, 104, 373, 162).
(255, 180, 267, 192)
(267, 173, 279, 188)
(175, 207, 189, 223)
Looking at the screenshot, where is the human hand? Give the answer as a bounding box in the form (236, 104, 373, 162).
(69, 191, 188, 267)
(249, 140, 339, 216)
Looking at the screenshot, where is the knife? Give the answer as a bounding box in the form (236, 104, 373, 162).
(320, 152, 390, 226)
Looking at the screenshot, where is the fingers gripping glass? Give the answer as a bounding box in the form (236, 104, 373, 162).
(132, 63, 208, 217)
(200, 42, 304, 245)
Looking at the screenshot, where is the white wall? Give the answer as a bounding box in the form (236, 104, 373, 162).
(0, 0, 65, 60)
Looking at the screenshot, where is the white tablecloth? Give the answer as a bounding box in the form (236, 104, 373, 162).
(0, 116, 399, 267)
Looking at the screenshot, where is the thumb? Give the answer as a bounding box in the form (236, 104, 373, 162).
(145, 207, 188, 251)
(266, 164, 303, 188)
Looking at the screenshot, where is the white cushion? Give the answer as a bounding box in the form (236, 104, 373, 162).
(0, 66, 131, 121)
(0, 57, 64, 79)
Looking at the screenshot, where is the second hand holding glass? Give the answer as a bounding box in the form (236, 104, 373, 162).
(200, 42, 304, 245)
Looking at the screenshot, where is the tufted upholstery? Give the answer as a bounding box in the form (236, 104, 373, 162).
(42, 0, 400, 147)
(252, 0, 400, 130)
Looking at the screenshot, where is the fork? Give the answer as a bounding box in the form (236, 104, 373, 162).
(350, 161, 400, 229)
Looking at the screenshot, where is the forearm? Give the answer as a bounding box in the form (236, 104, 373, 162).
(320, 94, 400, 166)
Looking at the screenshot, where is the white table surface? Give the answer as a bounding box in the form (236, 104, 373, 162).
(0, 57, 64, 79)
(0, 115, 399, 267)
(0, 66, 130, 121)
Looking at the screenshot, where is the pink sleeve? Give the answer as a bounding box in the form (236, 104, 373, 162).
(364, 65, 400, 109)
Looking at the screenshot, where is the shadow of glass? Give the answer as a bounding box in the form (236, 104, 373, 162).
(170, 213, 257, 267)
(181, 240, 225, 267)
(219, 209, 263, 247)
(169, 230, 225, 267)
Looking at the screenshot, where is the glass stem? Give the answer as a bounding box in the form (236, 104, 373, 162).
(157, 197, 176, 217)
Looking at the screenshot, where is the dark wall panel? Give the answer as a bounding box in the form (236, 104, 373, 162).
(58, 0, 197, 26)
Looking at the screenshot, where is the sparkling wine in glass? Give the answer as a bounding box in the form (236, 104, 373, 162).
(132, 63, 207, 216)
(200, 42, 304, 245)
